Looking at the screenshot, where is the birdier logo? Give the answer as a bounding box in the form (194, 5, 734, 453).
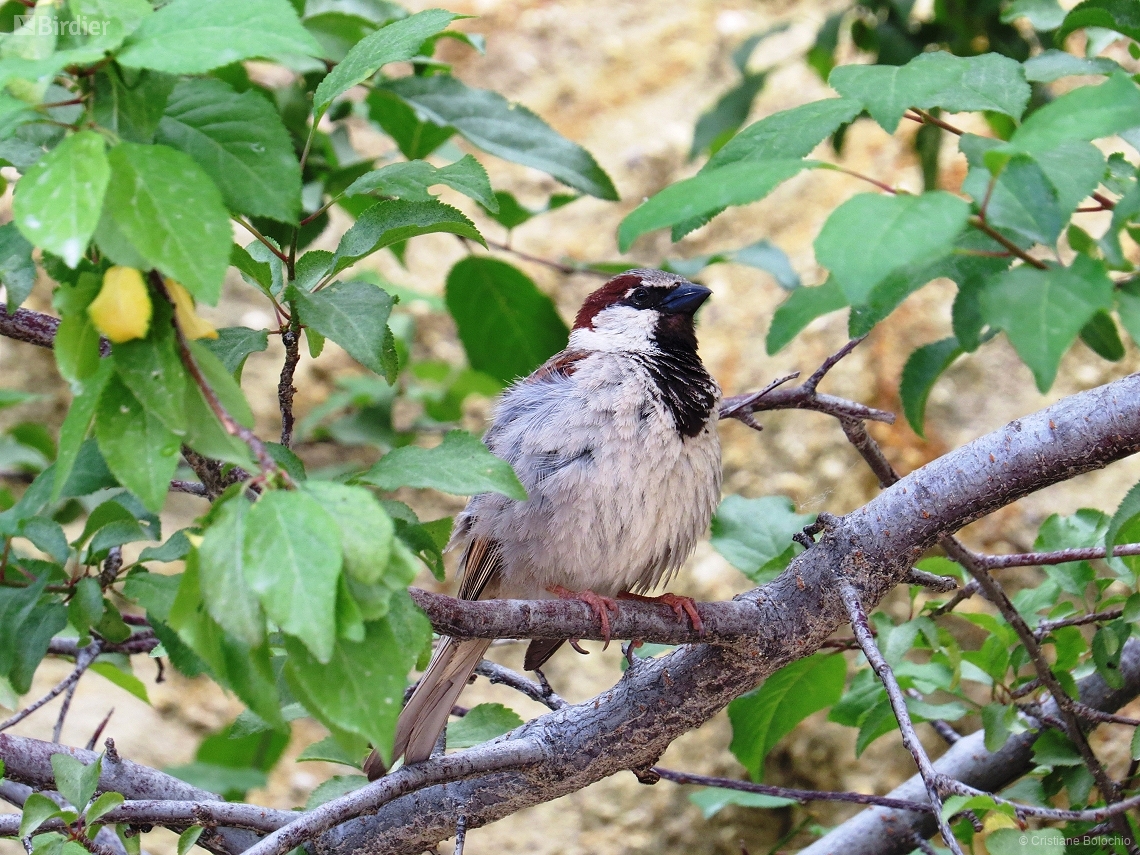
(12, 14, 108, 36)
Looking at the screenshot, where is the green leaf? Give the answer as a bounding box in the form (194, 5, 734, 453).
(962, 156, 1064, 246)
(51, 752, 101, 810)
(765, 278, 847, 354)
(687, 787, 795, 818)
(385, 75, 618, 200)
(197, 496, 264, 647)
(829, 52, 1030, 133)
(344, 155, 497, 212)
(13, 131, 109, 267)
(815, 191, 970, 305)
(1080, 309, 1125, 361)
(1057, 0, 1140, 44)
(102, 142, 231, 304)
(313, 10, 459, 114)
(1034, 509, 1108, 595)
(304, 775, 367, 809)
(710, 496, 810, 584)
(444, 257, 569, 385)
(1011, 73, 1140, 153)
(899, 337, 963, 436)
(689, 73, 768, 160)
(118, 0, 322, 74)
(88, 661, 150, 702)
(705, 97, 864, 171)
(362, 429, 526, 499)
(91, 68, 174, 145)
(980, 256, 1113, 392)
(618, 159, 809, 251)
(155, 79, 301, 223)
(94, 376, 179, 512)
(243, 490, 342, 663)
(291, 280, 397, 382)
(446, 703, 523, 749)
(53, 359, 111, 501)
(8, 602, 67, 695)
(1023, 50, 1120, 82)
(365, 89, 455, 160)
(113, 310, 188, 435)
(284, 594, 431, 767)
(987, 829, 1064, 855)
(301, 481, 394, 586)
(200, 327, 269, 381)
(331, 199, 484, 274)
(176, 827, 203, 855)
(728, 653, 846, 780)
(19, 792, 63, 838)
(0, 223, 36, 311)
(165, 763, 266, 799)
(1003, 0, 1067, 29)
(0, 388, 36, 410)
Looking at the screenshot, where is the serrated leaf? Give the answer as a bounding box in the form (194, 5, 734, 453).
(689, 72, 768, 160)
(365, 89, 455, 160)
(102, 143, 231, 304)
(688, 787, 796, 818)
(331, 199, 483, 275)
(830, 52, 1030, 133)
(200, 327, 268, 381)
(1057, 0, 1140, 44)
(705, 97, 864, 171)
(290, 280, 397, 381)
(304, 775, 367, 809)
(385, 75, 617, 200)
(19, 792, 63, 838)
(362, 429, 525, 499)
(297, 735, 363, 767)
(155, 78, 301, 223)
(197, 496, 264, 647)
(13, 131, 109, 268)
(301, 481, 394, 586)
(618, 159, 809, 251)
(91, 67, 174, 145)
(728, 653, 846, 780)
(1011, 72, 1140, 153)
(118, 0, 322, 74)
(94, 376, 179, 513)
(344, 154, 496, 212)
(444, 256, 568, 385)
(710, 495, 810, 583)
(980, 255, 1113, 392)
(243, 491, 342, 663)
(900, 337, 963, 436)
(53, 356, 109, 496)
(962, 156, 1064, 246)
(445, 703, 523, 749)
(313, 10, 458, 114)
(113, 309, 188, 435)
(815, 191, 970, 306)
(50, 752, 101, 811)
(1023, 49, 1121, 82)
(283, 593, 431, 767)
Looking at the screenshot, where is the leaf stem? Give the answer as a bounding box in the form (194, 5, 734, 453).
(233, 217, 289, 263)
(967, 216, 1048, 270)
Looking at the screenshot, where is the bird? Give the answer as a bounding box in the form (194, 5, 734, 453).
(363, 268, 722, 778)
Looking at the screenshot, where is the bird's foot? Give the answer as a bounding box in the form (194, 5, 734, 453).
(618, 591, 704, 636)
(548, 585, 620, 649)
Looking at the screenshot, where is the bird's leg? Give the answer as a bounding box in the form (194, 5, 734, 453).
(618, 591, 704, 636)
(548, 585, 620, 649)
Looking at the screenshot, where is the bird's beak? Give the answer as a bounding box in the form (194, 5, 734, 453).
(659, 282, 712, 315)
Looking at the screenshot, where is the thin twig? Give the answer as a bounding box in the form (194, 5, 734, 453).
(170, 479, 209, 497)
(453, 813, 467, 855)
(974, 544, 1140, 570)
(1035, 608, 1125, 638)
(968, 216, 1048, 270)
(906, 109, 964, 136)
(474, 661, 566, 710)
(52, 680, 77, 743)
(86, 708, 114, 751)
(837, 579, 966, 855)
(821, 163, 899, 194)
(278, 322, 300, 447)
(483, 239, 607, 278)
(0, 642, 101, 732)
(234, 217, 289, 263)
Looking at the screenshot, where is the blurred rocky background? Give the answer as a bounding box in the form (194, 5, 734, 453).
(3, 1, 1140, 853)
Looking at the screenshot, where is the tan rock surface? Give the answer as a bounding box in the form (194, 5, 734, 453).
(3, 1, 1140, 854)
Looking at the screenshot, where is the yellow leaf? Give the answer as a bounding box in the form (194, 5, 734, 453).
(165, 278, 218, 340)
(982, 811, 1018, 832)
(89, 266, 152, 343)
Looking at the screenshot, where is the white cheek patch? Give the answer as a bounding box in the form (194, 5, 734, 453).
(569, 305, 658, 353)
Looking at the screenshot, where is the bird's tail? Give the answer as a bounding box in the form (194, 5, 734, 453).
(364, 636, 491, 779)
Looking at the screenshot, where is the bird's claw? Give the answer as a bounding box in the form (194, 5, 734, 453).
(549, 585, 620, 649)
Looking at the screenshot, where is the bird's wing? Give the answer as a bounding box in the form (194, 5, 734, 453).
(456, 535, 505, 601)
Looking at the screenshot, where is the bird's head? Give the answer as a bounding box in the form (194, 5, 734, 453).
(569, 269, 711, 355)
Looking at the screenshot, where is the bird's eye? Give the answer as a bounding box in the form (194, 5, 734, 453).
(629, 287, 651, 307)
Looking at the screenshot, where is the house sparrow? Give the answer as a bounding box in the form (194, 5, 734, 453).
(364, 269, 722, 777)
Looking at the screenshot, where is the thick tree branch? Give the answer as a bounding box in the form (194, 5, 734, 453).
(309, 373, 1140, 855)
